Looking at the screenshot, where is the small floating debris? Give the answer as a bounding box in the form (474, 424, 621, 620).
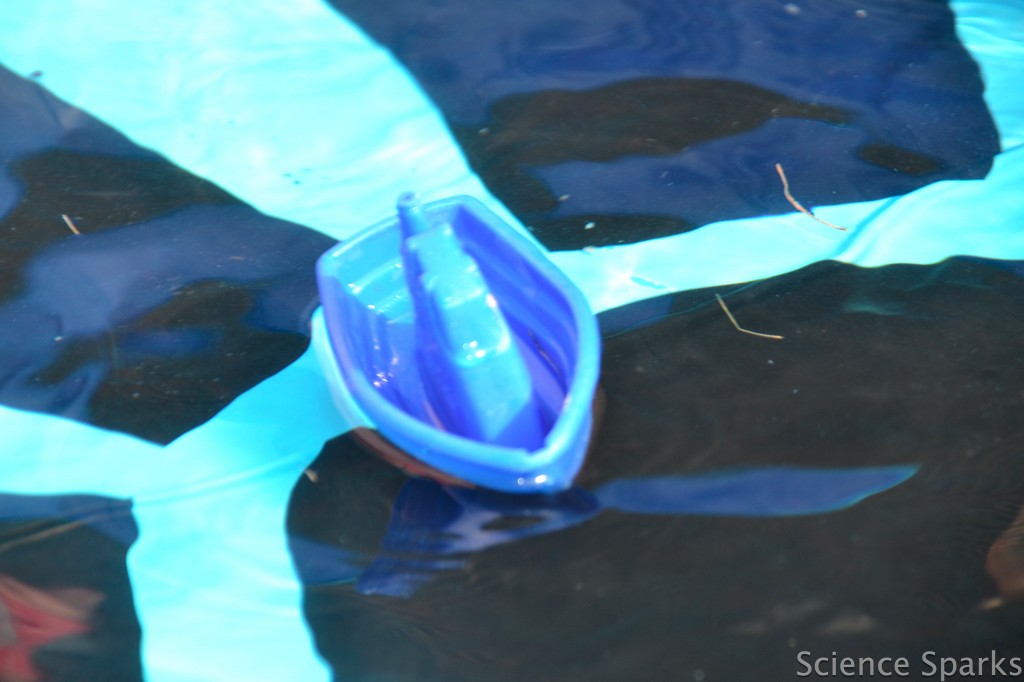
(715, 293, 784, 340)
(775, 162, 848, 231)
(60, 213, 81, 235)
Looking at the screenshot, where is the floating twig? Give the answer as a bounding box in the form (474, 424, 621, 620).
(61, 214, 81, 235)
(774, 163, 847, 232)
(715, 293, 784, 340)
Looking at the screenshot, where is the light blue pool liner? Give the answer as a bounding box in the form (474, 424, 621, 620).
(0, 1, 1021, 680)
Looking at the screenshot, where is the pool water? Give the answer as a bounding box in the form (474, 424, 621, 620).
(1, 1, 1023, 680)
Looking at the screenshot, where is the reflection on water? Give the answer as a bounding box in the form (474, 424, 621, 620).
(0, 0, 1020, 679)
(0, 575, 102, 682)
(988, 503, 1024, 604)
(329, 0, 998, 249)
(0, 65, 334, 443)
(291, 440, 914, 598)
(290, 256, 1024, 681)
(0, 496, 140, 682)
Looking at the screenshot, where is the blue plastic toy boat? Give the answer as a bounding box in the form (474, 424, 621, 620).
(315, 194, 601, 493)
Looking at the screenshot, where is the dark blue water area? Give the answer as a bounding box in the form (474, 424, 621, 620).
(0, 65, 336, 443)
(289, 255, 1024, 681)
(329, 0, 999, 248)
(0, 494, 141, 682)
(0, 3, 1019, 680)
